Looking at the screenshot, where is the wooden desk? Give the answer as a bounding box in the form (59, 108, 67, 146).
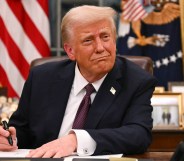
(126, 152, 173, 161)
(148, 129, 184, 152)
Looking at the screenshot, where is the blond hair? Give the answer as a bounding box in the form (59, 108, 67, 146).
(61, 5, 117, 46)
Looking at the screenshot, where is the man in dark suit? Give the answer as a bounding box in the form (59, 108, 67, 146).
(0, 5, 157, 158)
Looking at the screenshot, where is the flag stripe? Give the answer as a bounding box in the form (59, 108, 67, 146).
(0, 0, 50, 97)
(0, 1, 42, 64)
(123, 0, 138, 15)
(7, 0, 49, 57)
(123, 0, 148, 21)
(133, 10, 147, 21)
(37, 0, 49, 17)
(0, 40, 25, 97)
(0, 17, 29, 79)
(131, 7, 147, 21)
(0, 66, 18, 97)
(123, 0, 134, 10)
(131, 6, 145, 17)
(21, 0, 50, 46)
(124, 3, 141, 20)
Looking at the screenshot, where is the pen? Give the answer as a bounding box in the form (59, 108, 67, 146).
(2, 120, 13, 146)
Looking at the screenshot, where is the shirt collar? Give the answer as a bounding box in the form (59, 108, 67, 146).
(73, 64, 107, 96)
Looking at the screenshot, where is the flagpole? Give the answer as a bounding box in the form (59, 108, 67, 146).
(180, 0, 184, 73)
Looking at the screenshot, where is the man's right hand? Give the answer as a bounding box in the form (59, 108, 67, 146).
(0, 125, 18, 151)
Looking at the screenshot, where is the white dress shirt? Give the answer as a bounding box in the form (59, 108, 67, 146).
(58, 64, 106, 156)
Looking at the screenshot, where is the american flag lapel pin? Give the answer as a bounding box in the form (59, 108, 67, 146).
(110, 87, 116, 95)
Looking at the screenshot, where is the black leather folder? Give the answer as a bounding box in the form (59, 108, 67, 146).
(72, 158, 153, 161)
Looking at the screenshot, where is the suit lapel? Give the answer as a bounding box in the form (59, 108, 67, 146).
(46, 61, 75, 139)
(85, 60, 124, 128)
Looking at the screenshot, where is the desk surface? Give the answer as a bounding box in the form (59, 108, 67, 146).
(126, 152, 173, 161)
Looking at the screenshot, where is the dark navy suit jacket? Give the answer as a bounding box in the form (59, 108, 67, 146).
(9, 56, 157, 155)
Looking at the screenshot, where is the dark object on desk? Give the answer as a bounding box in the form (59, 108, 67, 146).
(73, 159, 108, 161)
(72, 158, 153, 161)
(170, 141, 184, 161)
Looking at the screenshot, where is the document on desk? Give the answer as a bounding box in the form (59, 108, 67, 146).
(0, 149, 122, 161)
(0, 149, 30, 157)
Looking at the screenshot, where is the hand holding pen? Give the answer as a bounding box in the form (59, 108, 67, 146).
(2, 121, 13, 145)
(0, 120, 18, 151)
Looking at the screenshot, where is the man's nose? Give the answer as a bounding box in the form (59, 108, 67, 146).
(95, 38, 105, 53)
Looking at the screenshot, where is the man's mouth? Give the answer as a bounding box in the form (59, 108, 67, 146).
(91, 55, 110, 61)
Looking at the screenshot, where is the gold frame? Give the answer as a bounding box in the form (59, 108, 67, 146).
(154, 86, 165, 93)
(151, 92, 183, 130)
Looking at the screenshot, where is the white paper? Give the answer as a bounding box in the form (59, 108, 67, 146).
(0, 149, 122, 161)
(0, 149, 30, 157)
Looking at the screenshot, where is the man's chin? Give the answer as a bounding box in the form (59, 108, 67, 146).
(95, 62, 113, 73)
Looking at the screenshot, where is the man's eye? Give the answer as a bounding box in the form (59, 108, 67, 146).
(83, 39, 92, 45)
(85, 39, 91, 42)
(103, 35, 110, 41)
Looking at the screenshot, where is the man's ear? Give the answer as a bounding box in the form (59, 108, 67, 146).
(63, 43, 76, 61)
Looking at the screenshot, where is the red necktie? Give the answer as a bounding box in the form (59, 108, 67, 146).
(72, 83, 95, 129)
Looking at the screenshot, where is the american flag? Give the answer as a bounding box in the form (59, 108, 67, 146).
(123, 0, 148, 21)
(143, 0, 152, 6)
(0, 0, 50, 97)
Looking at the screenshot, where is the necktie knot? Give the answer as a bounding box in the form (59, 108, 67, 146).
(85, 83, 95, 96)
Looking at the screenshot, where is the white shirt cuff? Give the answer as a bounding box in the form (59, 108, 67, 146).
(70, 129, 96, 156)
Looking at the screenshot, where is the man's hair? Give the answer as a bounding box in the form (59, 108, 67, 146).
(61, 5, 117, 46)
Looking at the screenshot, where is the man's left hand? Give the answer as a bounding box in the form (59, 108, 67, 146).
(26, 133, 77, 158)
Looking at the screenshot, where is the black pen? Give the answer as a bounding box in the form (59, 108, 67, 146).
(2, 120, 13, 146)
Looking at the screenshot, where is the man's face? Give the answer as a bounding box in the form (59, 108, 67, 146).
(64, 20, 116, 82)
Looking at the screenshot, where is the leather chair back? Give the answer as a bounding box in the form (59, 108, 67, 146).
(30, 55, 153, 74)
